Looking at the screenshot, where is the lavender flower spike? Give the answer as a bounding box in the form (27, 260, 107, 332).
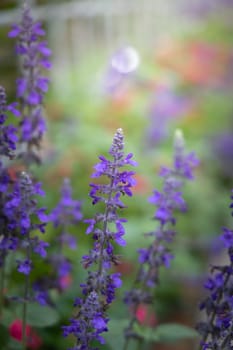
(197, 192, 233, 350)
(50, 178, 83, 252)
(123, 130, 199, 348)
(62, 129, 137, 350)
(0, 86, 19, 159)
(9, 3, 52, 164)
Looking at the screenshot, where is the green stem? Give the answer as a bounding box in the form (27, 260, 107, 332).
(136, 337, 143, 350)
(123, 226, 163, 350)
(22, 246, 31, 350)
(0, 260, 5, 320)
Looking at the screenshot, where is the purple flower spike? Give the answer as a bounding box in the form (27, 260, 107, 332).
(2, 172, 48, 278)
(123, 130, 198, 344)
(63, 129, 136, 349)
(9, 3, 51, 164)
(0, 86, 18, 159)
(197, 191, 233, 349)
(31, 178, 82, 304)
(17, 258, 32, 275)
(49, 178, 82, 249)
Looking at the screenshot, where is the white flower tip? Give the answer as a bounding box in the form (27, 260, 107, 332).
(174, 128, 185, 148)
(117, 128, 123, 135)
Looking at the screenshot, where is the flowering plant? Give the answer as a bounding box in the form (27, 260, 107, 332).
(0, 3, 232, 350)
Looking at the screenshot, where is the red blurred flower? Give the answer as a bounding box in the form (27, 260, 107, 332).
(59, 273, 72, 291)
(135, 304, 157, 327)
(132, 174, 151, 194)
(9, 319, 42, 349)
(114, 260, 134, 276)
(7, 165, 25, 181)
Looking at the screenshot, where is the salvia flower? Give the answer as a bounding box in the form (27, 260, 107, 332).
(49, 178, 82, 277)
(197, 192, 233, 350)
(0, 86, 19, 159)
(9, 3, 51, 164)
(32, 178, 83, 304)
(3, 171, 48, 276)
(0, 86, 20, 268)
(123, 130, 199, 342)
(62, 128, 137, 350)
(49, 178, 82, 251)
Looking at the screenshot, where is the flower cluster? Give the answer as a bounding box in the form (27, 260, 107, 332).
(197, 194, 233, 350)
(2, 3, 233, 350)
(50, 178, 82, 251)
(49, 177, 82, 277)
(0, 86, 20, 268)
(0, 86, 19, 159)
(62, 128, 137, 350)
(3, 171, 48, 276)
(8, 3, 52, 164)
(0, 12, 50, 329)
(32, 178, 83, 305)
(123, 130, 199, 343)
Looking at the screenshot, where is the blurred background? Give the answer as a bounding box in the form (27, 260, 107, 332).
(0, 0, 233, 349)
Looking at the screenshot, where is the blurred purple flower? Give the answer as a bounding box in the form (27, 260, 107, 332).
(145, 87, 192, 147)
(124, 130, 199, 342)
(9, 3, 51, 164)
(49, 178, 82, 249)
(32, 179, 82, 304)
(0, 86, 19, 159)
(211, 131, 233, 178)
(181, 0, 233, 19)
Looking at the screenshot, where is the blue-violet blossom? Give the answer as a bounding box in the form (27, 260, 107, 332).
(32, 178, 83, 305)
(123, 130, 199, 341)
(0, 85, 19, 159)
(3, 171, 48, 277)
(62, 128, 137, 350)
(0, 86, 19, 267)
(9, 3, 51, 164)
(197, 191, 233, 350)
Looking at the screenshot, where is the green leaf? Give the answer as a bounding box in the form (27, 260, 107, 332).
(7, 339, 23, 350)
(133, 323, 160, 342)
(133, 323, 198, 343)
(27, 304, 60, 327)
(16, 303, 60, 328)
(1, 308, 15, 327)
(105, 319, 136, 350)
(154, 323, 198, 343)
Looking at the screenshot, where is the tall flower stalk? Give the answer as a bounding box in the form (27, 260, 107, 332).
(197, 191, 233, 350)
(62, 128, 137, 350)
(0, 85, 19, 319)
(3, 171, 48, 349)
(123, 130, 199, 350)
(8, 2, 51, 165)
(49, 178, 82, 278)
(0, 3, 51, 346)
(32, 178, 83, 305)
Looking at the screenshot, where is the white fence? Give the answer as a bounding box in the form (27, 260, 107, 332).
(0, 0, 229, 96)
(0, 0, 206, 59)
